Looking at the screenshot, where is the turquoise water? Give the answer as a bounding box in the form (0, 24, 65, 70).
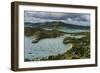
(59, 29, 89, 33)
(43, 28, 89, 33)
(24, 28, 89, 61)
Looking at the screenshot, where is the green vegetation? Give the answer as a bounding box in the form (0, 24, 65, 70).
(62, 32, 90, 59)
(25, 27, 65, 43)
(24, 58, 31, 61)
(24, 27, 44, 36)
(24, 26, 90, 61)
(39, 32, 90, 60)
(25, 27, 65, 37)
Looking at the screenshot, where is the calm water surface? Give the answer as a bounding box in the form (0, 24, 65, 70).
(24, 29, 88, 61)
(24, 36, 72, 60)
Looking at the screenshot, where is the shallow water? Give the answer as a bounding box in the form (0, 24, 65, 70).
(42, 28, 89, 33)
(24, 27, 88, 61)
(59, 29, 89, 33)
(24, 36, 72, 60)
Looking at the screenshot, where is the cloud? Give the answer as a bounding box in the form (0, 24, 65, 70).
(67, 18, 72, 21)
(24, 10, 90, 26)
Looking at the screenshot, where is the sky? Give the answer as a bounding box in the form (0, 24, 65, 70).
(24, 10, 90, 26)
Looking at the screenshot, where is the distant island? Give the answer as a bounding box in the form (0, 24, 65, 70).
(24, 21, 90, 61)
(25, 21, 90, 29)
